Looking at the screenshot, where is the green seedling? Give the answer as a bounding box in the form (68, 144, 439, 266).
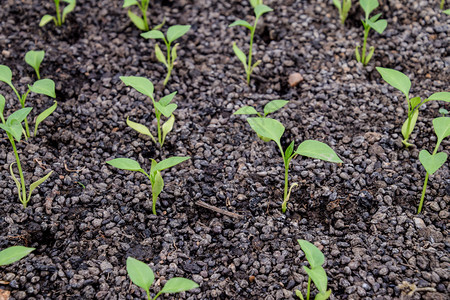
(333, 0, 352, 25)
(441, 0, 445, 10)
(295, 240, 332, 300)
(40, 0, 76, 27)
(0, 246, 35, 266)
(229, 4, 273, 85)
(355, 0, 387, 66)
(0, 96, 53, 208)
(243, 117, 342, 213)
(417, 117, 449, 214)
(234, 99, 288, 141)
(127, 257, 199, 300)
(123, 0, 165, 32)
(439, 108, 449, 116)
(141, 25, 191, 85)
(250, 0, 263, 7)
(376, 67, 450, 147)
(106, 156, 190, 215)
(0, 53, 57, 138)
(120, 76, 177, 147)
(444, 9, 450, 15)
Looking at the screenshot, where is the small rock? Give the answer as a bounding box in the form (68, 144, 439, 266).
(413, 217, 426, 230)
(288, 73, 303, 87)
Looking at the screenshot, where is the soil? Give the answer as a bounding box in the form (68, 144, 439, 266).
(0, 0, 449, 299)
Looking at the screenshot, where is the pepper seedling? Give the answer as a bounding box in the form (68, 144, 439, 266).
(106, 156, 190, 215)
(244, 117, 342, 213)
(234, 99, 288, 141)
(229, 4, 273, 85)
(439, 108, 449, 116)
(417, 117, 449, 214)
(0, 53, 57, 138)
(0, 96, 53, 208)
(376, 67, 450, 147)
(0, 246, 35, 267)
(333, 0, 352, 25)
(295, 240, 332, 300)
(40, 0, 76, 27)
(123, 0, 165, 32)
(355, 0, 387, 66)
(127, 257, 199, 300)
(141, 25, 191, 85)
(120, 76, 177, 147)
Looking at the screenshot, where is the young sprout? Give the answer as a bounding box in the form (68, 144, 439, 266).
(376, 67, 450, 147)
(120, 76, 177, 147)
(123, 0, 165, 32)
(126, 257, 199, 300)
(439, 108, 449, 116)
(355, 0, 387, 66)
(0, 96, 53, 208)
(444, 9, 450, 15)
(249, 0, 263, 7)
(141, 25, 191, 85)
(333, 0, 352, 25)
(106, 156, 190, 215)
(242, 117, 342, 213)
(441, 0, 445, 10)
(0, 246, 35, 266)
(25, 51, 45, 80)
(295, 240, 332, 300)
(40, 0, 76, 27)
(417, 117, 449, 214)
(229, 4, 273, 85)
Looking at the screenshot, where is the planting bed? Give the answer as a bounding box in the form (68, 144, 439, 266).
(0, 0, 449, 299)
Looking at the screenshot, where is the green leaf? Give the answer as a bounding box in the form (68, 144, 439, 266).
(126, 257, 155, 292)
(28, 79, 56, 98)
(264, 100, 289, 116)
(234, 106, 259, 115)
(127, 10, 146, 31)
(427, 92, 450, 102)
(7, 119, 24, 141)
(123, 0, 139, 8)
(27, 171, 53, 204)
(285, 141, 294, 161)
(39, 15, 55, 27)
(376, 67, 411, 99)
(155, 156, 190, 172)
(0, 246, 35, 266)
(34, 101, 57, 136)
(295, 140, 342, 163)
(154, 44, 168, 66)
(62, 0, 76, 23)
(0, 94, 5, 120)
(232, 43, 248, 71)
(444, 9, 450, 15)
(155, 102, 177, 118)
(355, 45, 361, 63)
(120, 76, 154, 98)
(9, 163, 23, 203)
(410, 96, 422, 109)
(295, 290, 305, 300)
(171, 43, 178, 63)
(162, 114, 175, 145)
(126, 117, 156, 143)
(247, 117, 285, 146)
(315, 289, 332, 300)
(25, 50, 45, 79)
(159, 92, 177, 106)
(419, 150, 447, 175)
(367, 19, 387, 34)
(152, 171, 164, 204)
(433, 117, 450, 141)
(369, 13, 382, 22)
(152, 16, 166, 31)
(365, 46, 375, 65)
(439, 108, 449, 115)
(106, 158, 143, 172)
(166, 25, 191, 43)
(8, 107, 33, 124)
(250, 0, 262, 8)
(229, 20, 253, 30)
(360, 0, 379, 19)
(303, 266, 328, 294)
(160, 277, 199, 294)
(401, 110, 418, 141)
(0, 65, 13, 86)
(298, 239, 325, 268)
(254, 4, 273, 18)
(141, 30, 165, 40)
(333, 0, 341, 9)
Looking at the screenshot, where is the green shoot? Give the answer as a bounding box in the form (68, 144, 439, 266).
(250, 0, 263, 7)
(417, 117, 449, 214)
(120, 76, 177, 147)
(439, 108, 449, 116)
(444, 9, 450, 15)
(243, 117, 342, 213)
(106, 156, 190, 215)
(0, 246, 35, 266)
(25, 51, 45, 80)
(123, 0, 165, 32)
(376, 67, 450, 147)
(126, 257, 199, 300)
(295, 240, 332, 300)
(333, 0, 352, 25)
(441, 0, 445, 10)
(40, 0, 76, 27)
(229, 4, 273, 85)
(141, 25, 191, 85)
(355, 0, 387, 66)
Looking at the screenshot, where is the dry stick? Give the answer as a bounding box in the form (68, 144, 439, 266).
(195, 200, 244, 219)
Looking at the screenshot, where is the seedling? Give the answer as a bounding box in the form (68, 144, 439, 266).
(441, 0, 446, 10)
(0, 246, 35, 266)
(243, 117, 342, 213)
(106, 156, 190, 215)
(40, 0, 76, 27)
(444, 9, 450, 15)
(355, 0, 387, 66)
(234, 99, 288, 141)
(0, 53, 57, 138)
(229, 4, 273, 85)
(120, 76, 177, 147)
(333, 0, 352, 25)
(127, 257, 198, 299)
(0, 96, 53, 208)
(250, 0, 263, 7)
(295, 240, 332, 300)
(141, 25, 191, 85)
(376, 67, 450, 147)
(123, 0, 165, 32)
(439, 108, 449, 116)
(417, 117, 449, 214)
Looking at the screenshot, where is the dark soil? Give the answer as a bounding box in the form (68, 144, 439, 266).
(0, 0, 449, 299)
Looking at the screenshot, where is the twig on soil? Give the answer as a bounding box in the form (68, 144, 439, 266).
(195, 201, 244, 219)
